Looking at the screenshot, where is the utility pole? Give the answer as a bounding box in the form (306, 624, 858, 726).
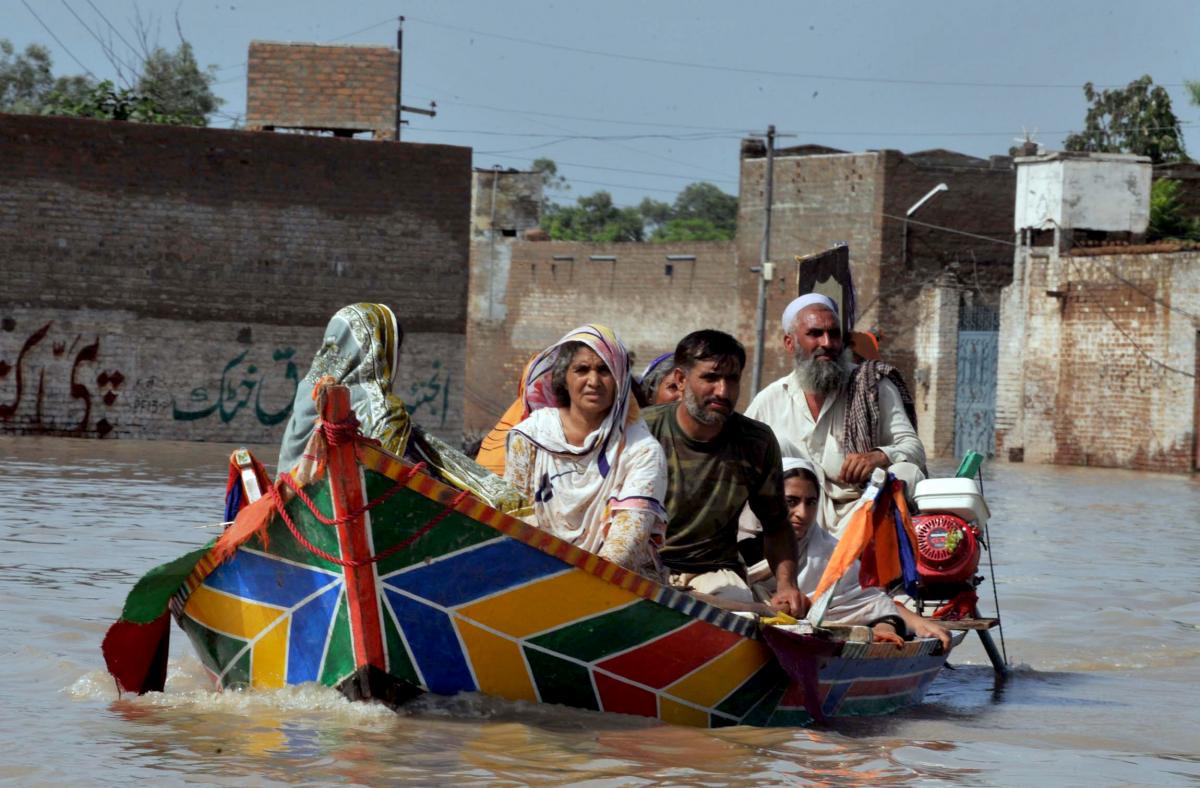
(394, 16, 436, 142)
(394, 16, 404, 141)
(750, 124, 776, 397)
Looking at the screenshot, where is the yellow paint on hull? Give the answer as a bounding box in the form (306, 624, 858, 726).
(457, 570, 634, 639)
(664, 639, 772, 709)
(455, 619, 538, 703)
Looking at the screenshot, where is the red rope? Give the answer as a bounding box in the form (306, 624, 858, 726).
(268, 480, 470, 568)
(278, 461, 423, 527)
(320, 413, 361, 447)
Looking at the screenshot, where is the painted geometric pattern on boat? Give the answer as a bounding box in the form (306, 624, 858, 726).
(176, 479, 369, 689)
(175, 446, 941, 726)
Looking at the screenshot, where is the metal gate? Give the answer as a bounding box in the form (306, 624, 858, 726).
(954, 304, 1000, 458)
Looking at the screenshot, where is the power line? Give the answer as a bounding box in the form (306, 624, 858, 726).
(19, 0, 97, 79)
(410, 127, 739, 141)
(81, 0, 140, 62)
(436, 98, 745, 134)
(209, 16, 397, 83)
(480, 154, 738, 186)
(59, 0, 138, 81)
(406, 15, 1188, 91)
(1097, 259, 1200, 322)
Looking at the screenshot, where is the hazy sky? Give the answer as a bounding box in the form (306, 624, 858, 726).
(8, 1, 1199, 206)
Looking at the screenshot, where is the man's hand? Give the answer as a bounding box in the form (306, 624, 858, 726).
(769, 585, 811, 618)
(907, 616, 952, 651)
(838, 449, 889, 485)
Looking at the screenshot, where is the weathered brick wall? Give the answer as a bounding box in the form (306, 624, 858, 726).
(471, 170, 543, 241)
(911, 282, 961, 457)
(465, 240, 740, 434)
(737, 150, 885, 388)
(737, 147, 1014, 397)
(996, 249, 1200, 472)
(876, 151, 1015, 387)
(0, 113, 470, 445)
(246, 41, 398, 136)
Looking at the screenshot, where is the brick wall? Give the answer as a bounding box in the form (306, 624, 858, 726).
(0, 113, 471, 445)
(246, 41, 398, 137)
(996, 248, 1200, 472)
(465, 240, 740, 434)
(737, 149, 886, 388)
(736, 147, 1014, 398)
(911, 281, 961, 457)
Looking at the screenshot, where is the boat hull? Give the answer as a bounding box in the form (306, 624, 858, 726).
(171, 438, 948, 727)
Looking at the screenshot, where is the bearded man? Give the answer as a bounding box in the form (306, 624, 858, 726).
(746, 295, 926, 538)
(642, 330, 808, 617)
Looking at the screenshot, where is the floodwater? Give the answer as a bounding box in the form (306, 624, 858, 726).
(2, 436, 1198, 786)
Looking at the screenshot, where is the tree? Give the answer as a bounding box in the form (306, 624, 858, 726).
(1064, 75, 1186, 164)
(530, 157, 569, 211)
(0, 39, 93, 114)
(542, 191, 645, 242)
(1147, 178, 1200, 241)
(650, 182, 738, 242)
(42, 79, 198, 125)
(135, 41, 221, 126)
(533, 160, 739, 242)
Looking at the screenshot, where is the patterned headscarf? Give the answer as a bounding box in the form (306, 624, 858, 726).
(520, 324, 638, 479)
(277, 303, 411, 473)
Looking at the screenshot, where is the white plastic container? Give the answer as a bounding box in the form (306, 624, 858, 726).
(913, 478, 990, 525)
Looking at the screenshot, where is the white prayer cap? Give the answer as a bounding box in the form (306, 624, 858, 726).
(781, 294, 838, 333)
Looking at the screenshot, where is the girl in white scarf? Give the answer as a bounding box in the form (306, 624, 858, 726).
(505, 325, 669, 582)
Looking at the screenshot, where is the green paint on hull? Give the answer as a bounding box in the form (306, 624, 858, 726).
(740, 683, 788, 727)
(261, 482, 345, 573)
(527, 600, 691, 663)
(318, 591, 356, 686)
(765, 707, 814, 727)
(716, 660, 789, 718)
(523, 648, 599, 711)
(225, 649, 252, 690)
(367, 474, 501, 577)
(177, 614, 248, 683)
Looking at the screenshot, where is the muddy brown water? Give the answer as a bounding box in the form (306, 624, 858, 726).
(2, 436, 1198, 785)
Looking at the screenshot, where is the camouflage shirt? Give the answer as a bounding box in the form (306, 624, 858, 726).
(643, 404, 788, 575)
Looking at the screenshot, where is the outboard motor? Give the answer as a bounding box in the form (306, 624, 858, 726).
(911, 478, 990, 619)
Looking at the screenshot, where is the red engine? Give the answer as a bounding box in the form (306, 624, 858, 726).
(912, 513, 981, 584)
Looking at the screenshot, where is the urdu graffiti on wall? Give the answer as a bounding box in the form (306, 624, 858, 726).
(0, 317, 120, 436)
(172, 348, 300, 426)
(406, 359, 452, 427)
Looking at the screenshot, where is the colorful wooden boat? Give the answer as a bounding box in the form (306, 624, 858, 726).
(105, 382, 960, 727)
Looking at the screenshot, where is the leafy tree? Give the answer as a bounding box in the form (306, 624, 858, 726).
(1147, 178, 1200, 241)
(542, 191, 645, 242)
(0, 39, 93, 114)
(135, 41, 221, 126)
(650, 181, 738, 242)
(1064, 75, 1186, 164)
(530, 157, 570, 210)
(42, 80, 197, 125)
(534, 160, 739, 242)
(0, 32, 220, 126)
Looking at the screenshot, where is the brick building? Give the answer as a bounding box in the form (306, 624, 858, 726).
(0, 113, 471, 447)
(465, 150, 1018, 460)
(996, 152, 1200, 473)
(246, 41, 399, 138)
(736, 143, 1016, 388)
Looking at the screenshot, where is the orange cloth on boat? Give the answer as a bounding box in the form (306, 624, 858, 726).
(809, 477, 917, 606)
(475, 355, 537, 476)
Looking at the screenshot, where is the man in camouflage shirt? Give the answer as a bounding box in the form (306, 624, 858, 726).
(642, 330, 807, 617)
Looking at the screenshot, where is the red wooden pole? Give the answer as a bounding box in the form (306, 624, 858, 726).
(320, 384, 386, 673)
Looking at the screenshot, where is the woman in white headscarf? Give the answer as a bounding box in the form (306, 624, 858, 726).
(747, 456, 950, 648)
(505, 324, 669, 582)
